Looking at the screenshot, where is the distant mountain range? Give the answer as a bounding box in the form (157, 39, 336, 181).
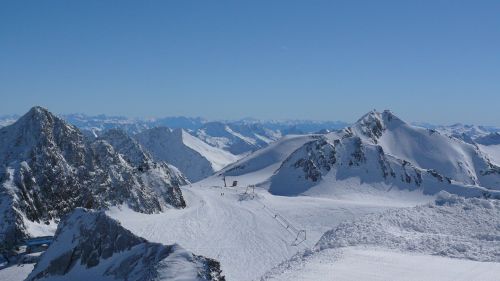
(2, 107, 500, 281)
(1, 113, 499, 138)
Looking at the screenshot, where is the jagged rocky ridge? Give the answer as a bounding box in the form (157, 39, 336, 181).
(0, 107, 187, 249)
(269, 110, 500, 198)
(26, 208, 225, 281)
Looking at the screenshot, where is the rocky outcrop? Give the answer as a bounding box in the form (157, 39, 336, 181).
(269, 110, 500, 198)
(26, 208, 225, 281)
(135, 127, 239, 182)
(0, 107, 187, 249)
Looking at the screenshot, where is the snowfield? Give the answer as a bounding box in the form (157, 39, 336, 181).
(264, 192, 500, 280)
(479, 144, 500, 166)
(135, 127, 240, 181)
(108, 181, 432, 281)
(0, 264, 34, 281)
(263, 247, 500, 281)
(2, 108, 500, 280)
(24, 209, 223, 281)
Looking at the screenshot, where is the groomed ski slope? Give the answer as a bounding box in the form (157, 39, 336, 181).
(108, 180, 431, 281)
(264, 192, 500, 281)
(263, 247, 500, 281)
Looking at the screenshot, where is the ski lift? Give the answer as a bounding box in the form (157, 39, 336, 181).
(291, 230, 307, 246)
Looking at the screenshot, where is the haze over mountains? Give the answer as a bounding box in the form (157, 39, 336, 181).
(1, 106, 500, 280)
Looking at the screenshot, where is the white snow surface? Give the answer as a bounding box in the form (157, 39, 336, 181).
(265, 110, 500, 198)
(479, 144, 500, 166)
(354, 111, 497, 187)
(435, 123, 494, 139)
(135, 128, 239, 181)
(264, 192, 500, 280)
(0, 264, 35, 281)
(180, 129, 240, 171)
(26, 208, 221, 281)
(264, 247, 500, 281)
(108, 179, 432, 281)
(316, 192, 500, 261)
(218, 134, 319, 185)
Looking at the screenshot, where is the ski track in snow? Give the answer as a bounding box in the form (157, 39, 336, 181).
(108, 182, 430, 281)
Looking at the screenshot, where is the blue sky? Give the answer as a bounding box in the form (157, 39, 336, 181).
(1, 0, 499, 125)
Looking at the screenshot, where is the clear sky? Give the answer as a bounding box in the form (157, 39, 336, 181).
(1, 0, 499, 125)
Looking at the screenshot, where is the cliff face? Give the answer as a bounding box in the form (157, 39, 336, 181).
(269, 110, 500, 198)
(0, 107, 187, 248)
(26, 208, 225, 281)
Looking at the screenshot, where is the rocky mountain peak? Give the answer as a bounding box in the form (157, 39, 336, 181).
(0, 106, 85, 165)
(352, 110, 407, 142)
(0, 107, 188, 250)
(99, 128, 152, 166)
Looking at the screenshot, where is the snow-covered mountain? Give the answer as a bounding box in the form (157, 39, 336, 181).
(26, 208, 224, 281)
(0, 107, 187, 249)
(2, 107, 500, 281)
(7, 113, 352, 154)
(221, 110, 500, 199)
(476, 132, 500, 146)
(0, 115, 19, 128)
(63, 114, 207, 135)
(219, 134, 320, 186)
(194, 122, 282, 155)
(135, 127, 240, 182)
(434, 123, 499, 139)
(476, 132, 500, 167)
(253, 119, 349, 135)
(98, 128, 188, 182)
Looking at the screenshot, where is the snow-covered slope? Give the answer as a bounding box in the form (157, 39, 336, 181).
(267, 110, 500, 198)
(434, 123, 495, 139)
(264, 247, 500, 281)
(316, 191, 500, 260)
(98, 128, 188, 184)
(355, 111, 499, 187)
(49, 114, 353, 154)
(217, 134, 319, 186)
(264, 192, 500, 280)
(26, 208, 224, 281)
(0, 115, 19, 128)
(194, 122, 281, 155)
(0, 107, 187, 249)
(63, 114, 207, 135)
(135, 127, 240, 182)
(476, 133, 500, 166)
(109, 181, 424, 281)
(475, 132, 500, 146)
